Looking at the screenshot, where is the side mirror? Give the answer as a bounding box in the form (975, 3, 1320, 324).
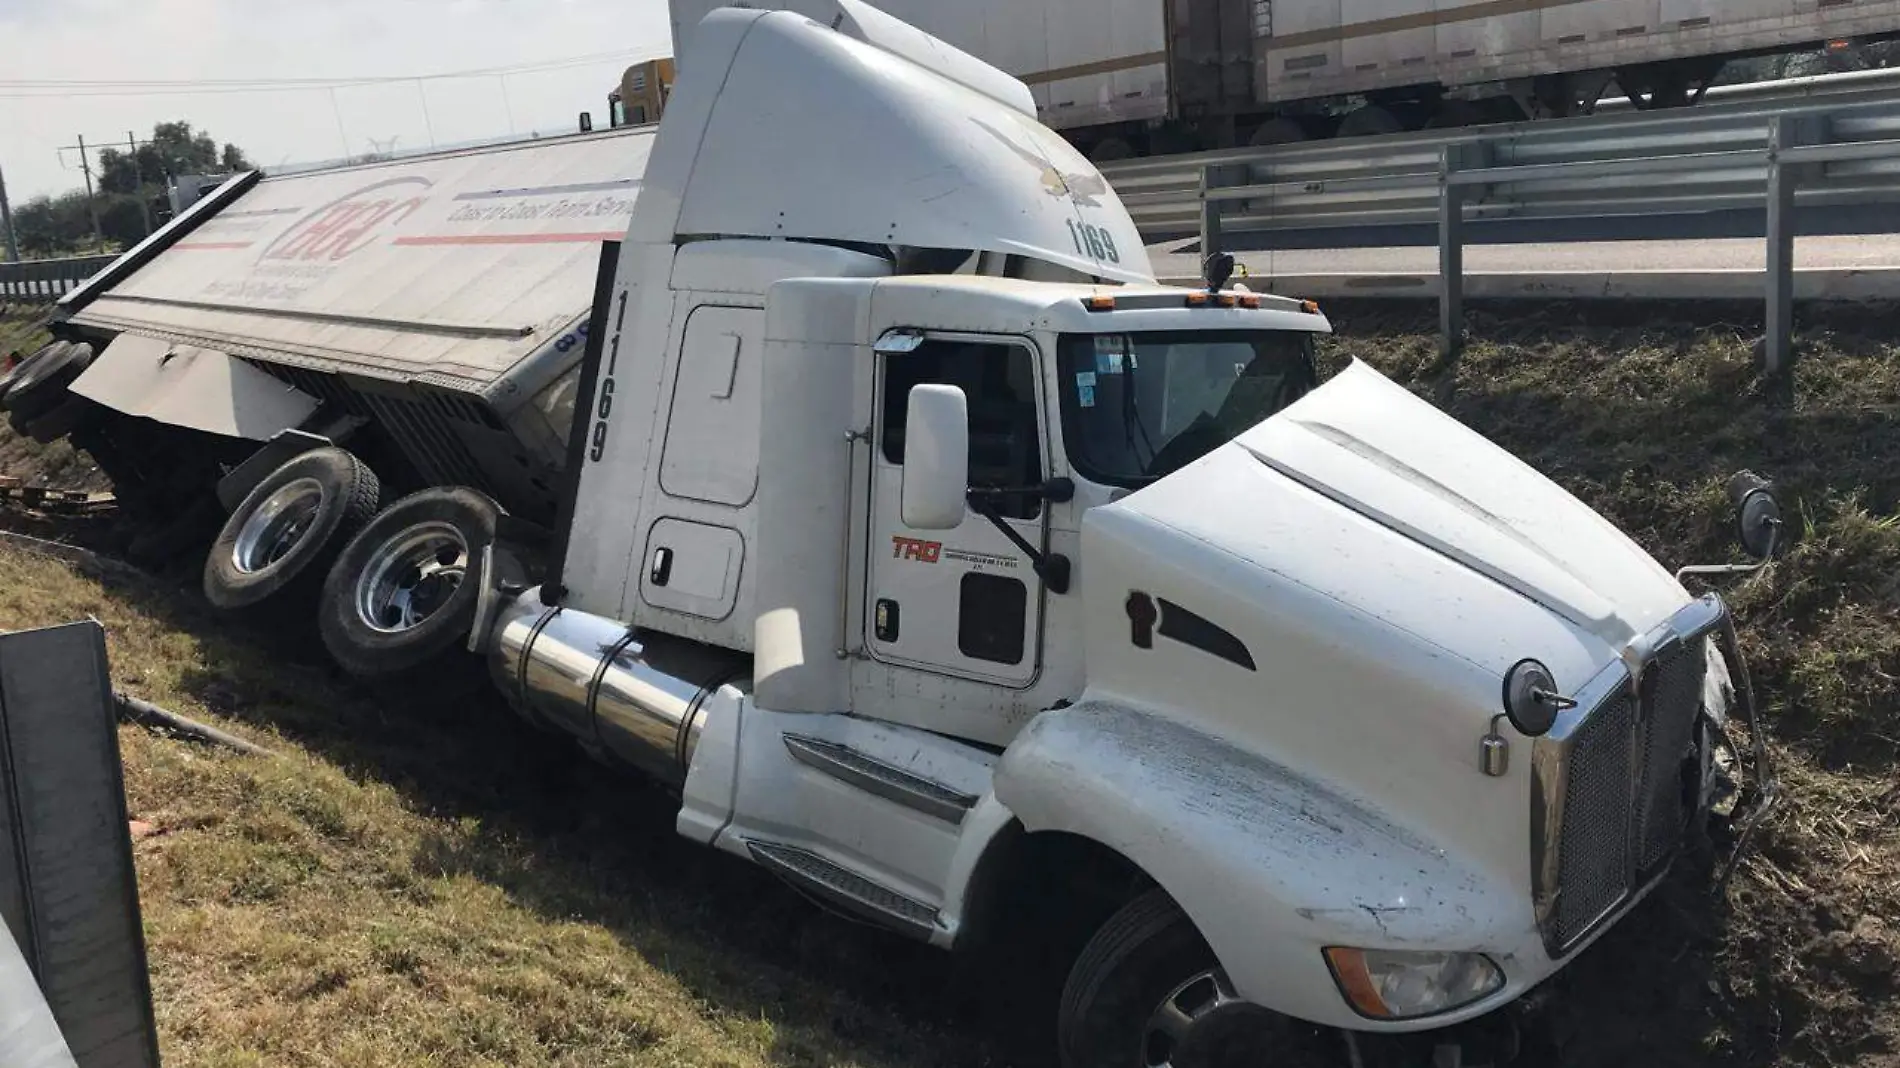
(1728, 471, 1783, 561)
(1501, 659, 1570, 738)
(901, 384, 969, 530)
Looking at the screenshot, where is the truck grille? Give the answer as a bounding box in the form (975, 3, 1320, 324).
(1550, 693, 1636, 949)
(1535, 599, 1723, 956)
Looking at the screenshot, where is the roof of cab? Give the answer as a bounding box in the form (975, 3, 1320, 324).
(864, 275, 1333, 336)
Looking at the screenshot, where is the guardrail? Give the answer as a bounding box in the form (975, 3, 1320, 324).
(1104, 89, 1900, 373)
(0, 255, 116, 306)
(1102, 71, 1900, 240)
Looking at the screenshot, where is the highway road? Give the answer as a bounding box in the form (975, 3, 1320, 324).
(1149, 234, 1900, 300)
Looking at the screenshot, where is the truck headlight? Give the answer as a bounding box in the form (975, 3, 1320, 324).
(1322, 947, 1504, 1020)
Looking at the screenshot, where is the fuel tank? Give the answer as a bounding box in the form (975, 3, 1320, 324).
(486, 588, 747, 786)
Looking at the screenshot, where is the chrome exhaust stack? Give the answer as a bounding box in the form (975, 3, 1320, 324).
(486, 588, 746, 788)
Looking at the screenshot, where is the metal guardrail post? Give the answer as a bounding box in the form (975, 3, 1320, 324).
(1439, 143, 1467, 357)
(1764, 114, 1824, 376)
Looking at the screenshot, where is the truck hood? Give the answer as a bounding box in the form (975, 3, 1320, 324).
(1071, 360, 1696, 891)
(1233, 361, 1686, 649)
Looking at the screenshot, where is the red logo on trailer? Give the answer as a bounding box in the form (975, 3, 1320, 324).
(259, 176, 433, 263)
(891, 536, 943, 563)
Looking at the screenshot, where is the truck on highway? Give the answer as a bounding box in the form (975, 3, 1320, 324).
(670, 0, 1900, 159)
(10, 1, 1776, 1063)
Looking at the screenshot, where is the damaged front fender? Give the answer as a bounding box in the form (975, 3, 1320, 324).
(995, 699, 1534, 1031)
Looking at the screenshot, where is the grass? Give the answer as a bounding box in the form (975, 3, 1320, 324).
(0, 298, 1894, 1066)
(0, 302, 51, 358)
(0, 547, 1001, 1068)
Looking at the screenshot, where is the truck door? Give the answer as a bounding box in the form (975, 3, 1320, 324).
(868, 334, 1047, 687)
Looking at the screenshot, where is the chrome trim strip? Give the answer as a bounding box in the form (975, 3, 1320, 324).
(782, 734, 977, 824)
(1531, 593, 1730, 956)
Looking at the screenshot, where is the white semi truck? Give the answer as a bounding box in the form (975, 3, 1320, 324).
(13, 2, 1778, 1063)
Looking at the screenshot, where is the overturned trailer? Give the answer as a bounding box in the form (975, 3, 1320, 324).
(37, 126, 647, 554)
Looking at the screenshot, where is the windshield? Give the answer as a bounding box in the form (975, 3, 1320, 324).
(1056, 330, 1319, 486)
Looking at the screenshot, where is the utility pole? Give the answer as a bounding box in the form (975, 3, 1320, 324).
(0, 161, 18, 263)
(125, 131, 154, 238)
(57, 134, 103, 250)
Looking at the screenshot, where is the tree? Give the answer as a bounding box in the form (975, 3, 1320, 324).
(12, 191, 95, 257)
(80, 121, 255, 250)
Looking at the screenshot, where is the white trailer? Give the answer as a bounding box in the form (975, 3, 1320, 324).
(15, 128, 646, 573)
(15, 2, 1777, 1063)
(670, 0, 1900, 155)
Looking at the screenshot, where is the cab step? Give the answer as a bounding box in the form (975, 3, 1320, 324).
(744, 840, 940, 939)
(781, 733, 977, 824)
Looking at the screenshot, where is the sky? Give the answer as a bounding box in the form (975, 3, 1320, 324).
(0, 0, 675, 203)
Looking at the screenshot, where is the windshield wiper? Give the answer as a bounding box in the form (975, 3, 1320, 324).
(1120, 348, 1157, 471)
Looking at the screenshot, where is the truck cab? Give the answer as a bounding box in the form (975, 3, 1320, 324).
(477, 5, 1765, 1064)
(488, 235, 1760, 1064)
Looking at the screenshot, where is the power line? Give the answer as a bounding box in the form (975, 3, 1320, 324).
(0, 50, 657, 96)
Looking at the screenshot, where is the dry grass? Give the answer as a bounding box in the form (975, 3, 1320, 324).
(0, 547, 1002, 1068)
(0, 302, 51, 358)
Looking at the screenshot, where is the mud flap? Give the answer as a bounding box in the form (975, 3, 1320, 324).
(0, 623, 160, 1068)
(71, 332, 317, 441)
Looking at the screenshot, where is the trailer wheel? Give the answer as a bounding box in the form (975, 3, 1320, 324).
(4, 341, 93, 422)
(1058, 890, 1334, 1068)
(318, 486, 499, 679)
(203, 447, 383, 612)
(0, 340, 66, 404)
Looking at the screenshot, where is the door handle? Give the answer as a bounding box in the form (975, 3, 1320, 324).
(650, 546, 673, 587)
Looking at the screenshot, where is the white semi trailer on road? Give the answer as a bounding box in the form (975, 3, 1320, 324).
(13, 2, 1777, 1063)
(672, 0, 1900, 157)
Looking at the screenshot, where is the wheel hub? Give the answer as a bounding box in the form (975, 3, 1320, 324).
(1143, 970, 1284, 1068)
(355, 522, 469, 633)
(232, 478, 326, 574)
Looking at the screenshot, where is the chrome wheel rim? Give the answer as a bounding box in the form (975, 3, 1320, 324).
(354, 521, 468, 633)
(232, 478, 325, 574)
(1143, 969, 1279, 1068)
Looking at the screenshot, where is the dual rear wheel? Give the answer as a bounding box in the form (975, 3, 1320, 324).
(203, 448, 498, 679)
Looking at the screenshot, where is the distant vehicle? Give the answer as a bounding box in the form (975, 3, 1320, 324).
(671, 0, 1900, 158)
(609, 58, 676, 127)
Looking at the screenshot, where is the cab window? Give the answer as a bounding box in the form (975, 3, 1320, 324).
(880, 338, 1042, 521)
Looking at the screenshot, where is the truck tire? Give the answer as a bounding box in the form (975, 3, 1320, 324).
(15, 396, 101, 443)
(1058, 890, 1334, 1068)
(4, 341, 93, 422)
(203, 447, 383, 612)
(0, 340, 65, 404)
(317, 486, 499, 679)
